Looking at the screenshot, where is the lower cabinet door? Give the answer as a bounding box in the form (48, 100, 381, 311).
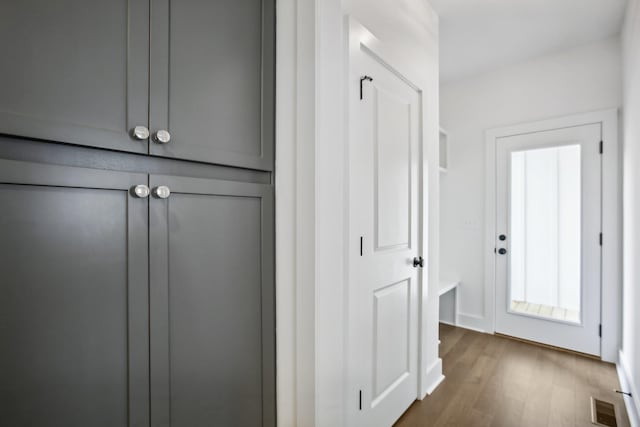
(0, 160, 150, 427)
(149, 175, 275, 427)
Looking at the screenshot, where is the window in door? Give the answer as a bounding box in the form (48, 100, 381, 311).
(508, 144, 582, 324)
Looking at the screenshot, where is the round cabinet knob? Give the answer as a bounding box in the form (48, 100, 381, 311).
(153, 130, 171, 144)
(133, 184, 150, 198)
(498, 248, 507, 255)
(153, 185, 171, 199)
(132, 126, 150, 140)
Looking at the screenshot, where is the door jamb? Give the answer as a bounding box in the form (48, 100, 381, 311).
(484, 109, 620, 362)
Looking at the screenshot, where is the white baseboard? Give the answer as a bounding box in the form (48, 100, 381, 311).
(618, 350, 640, 427)
(420, 358, 444, 399)
(456, 313, 487, 333)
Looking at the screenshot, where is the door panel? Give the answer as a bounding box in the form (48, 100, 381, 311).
(352, 46, 421, 427)
(149, 175, 275, 427)
(372, 280, 411, 403)
(495, 124, 602, 356)
(150, 0, 275, 170)
(0, 160, 149, 426)
(0, 0, 149, 153)
(374, 87, 411, 251)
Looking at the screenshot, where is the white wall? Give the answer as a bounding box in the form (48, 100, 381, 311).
(439, 37, 622, 330)
(620, 0, 640, 423)
(276, 0, 440, 426)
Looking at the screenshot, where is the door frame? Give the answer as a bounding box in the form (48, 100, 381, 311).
(346, 18, 431, 426)
(484, 109, 620, 362)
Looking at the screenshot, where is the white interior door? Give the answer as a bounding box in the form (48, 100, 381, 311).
(350, 46, 422, 427)
(495, 124, 602, 356)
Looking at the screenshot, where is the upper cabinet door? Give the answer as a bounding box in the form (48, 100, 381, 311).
(149, 0, 275, 171)
(0, 0, 149, 153)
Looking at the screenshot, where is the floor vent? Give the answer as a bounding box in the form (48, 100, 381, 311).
(591, 397, 617, 426)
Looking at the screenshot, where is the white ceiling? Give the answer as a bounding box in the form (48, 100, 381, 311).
(430, 0, 628, 83)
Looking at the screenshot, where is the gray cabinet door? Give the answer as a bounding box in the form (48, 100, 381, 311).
(149, 175, 275, 427)
(149, 0, 275, 171)
(0, 160, 150, 427)
(0, 0, 149, 153)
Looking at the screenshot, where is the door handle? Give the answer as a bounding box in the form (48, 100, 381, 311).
(498, 248, 507, 255)
(413, 256, 424, 268)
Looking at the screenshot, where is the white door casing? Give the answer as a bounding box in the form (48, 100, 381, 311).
(494, 124, 602, 356)
(348, 24, 423, 427)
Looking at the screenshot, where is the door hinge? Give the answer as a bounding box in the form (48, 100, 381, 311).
(359, 390, 362, 410)
(360, 75, 373, 100)
(599, 233, 603, 246)
(599, 324, 602, 337)
(599, 140, 603, 154)
(360, 236, 363, 256)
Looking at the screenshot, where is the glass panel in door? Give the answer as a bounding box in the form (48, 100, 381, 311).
(509, 144, 582, 324)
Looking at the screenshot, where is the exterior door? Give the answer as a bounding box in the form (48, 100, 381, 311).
(0, 160, 150, 426)
(351, 46, 422, 426)
(149, 0, 275, 170)
(0, 0, 150, 153)
(495, 124, 602, 356)
(149, 175, 275, 426)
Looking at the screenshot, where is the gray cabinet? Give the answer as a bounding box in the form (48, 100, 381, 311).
(0, 159, 275, 426)
(149, 175, 275, 427)
(0, 0, 276, 423)
(0, 0, 275, 170)
(0, 0, 149, 154)
(0, 160, 150, 426)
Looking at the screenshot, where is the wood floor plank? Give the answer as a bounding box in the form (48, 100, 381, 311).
(394, 324, 631, 427)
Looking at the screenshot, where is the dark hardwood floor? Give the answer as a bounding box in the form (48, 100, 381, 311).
(395, 324, 630, 427)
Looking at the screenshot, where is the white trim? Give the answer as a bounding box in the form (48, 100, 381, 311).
(456, 313, 488, 333)
(618, 350, 640, 427)
(423, 358, 445, 395)
(275, 0, 318, 424)
(438, 320, 456, 327)
(484, 109, 620, 362)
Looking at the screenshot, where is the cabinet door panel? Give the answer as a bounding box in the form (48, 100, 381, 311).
(0, 0, 149, 153)
(150, 0, 275, 170)
(0, 160, 149, 427)
(150, 175, 275, 427)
